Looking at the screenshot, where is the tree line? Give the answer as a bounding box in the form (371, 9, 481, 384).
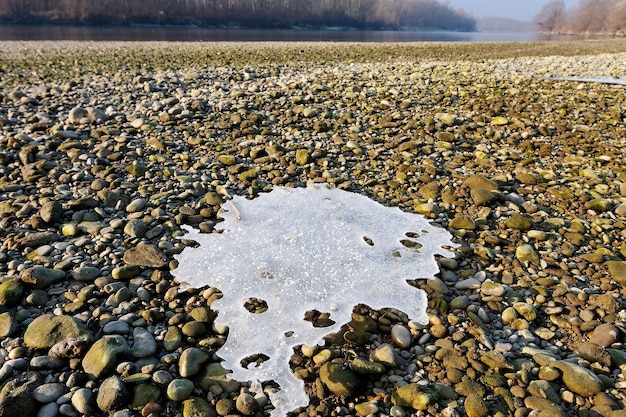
(0, 0, 476, 31)
(534, 0, 626, 35)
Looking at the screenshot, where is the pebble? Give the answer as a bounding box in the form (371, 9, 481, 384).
(167, 378, 195, 401)
(391, 324, 412, 349)
(130, 327, 157, 358)
(369, 343, 399, 367)
(33, 382, 67, 403)
(589, 323, 620, 347)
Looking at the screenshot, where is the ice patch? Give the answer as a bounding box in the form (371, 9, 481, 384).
(534, 75, 626, 85)
(174, 185, 456, 416)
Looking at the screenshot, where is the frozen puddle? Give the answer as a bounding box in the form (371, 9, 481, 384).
(174, 186, 456, 416)
(535, 75, 626, 85)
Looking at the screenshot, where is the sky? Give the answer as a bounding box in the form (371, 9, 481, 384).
(445, 0, 580, 21)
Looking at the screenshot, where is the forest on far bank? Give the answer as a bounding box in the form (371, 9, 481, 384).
(0, 0, 476, 31)
(535, 0, 626, 35)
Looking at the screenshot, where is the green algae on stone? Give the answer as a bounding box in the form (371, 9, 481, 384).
(0, 312, 17, 338)
(0, 280, 23, 307)
(320, 362, 359, 396)
(0, 372, 41, 417)
(82, 335, 129, 378)
(449, 214, 476, 230)
(516, 244, 539, 263)
(132, 384, 161, 410)
(24, 314, 91, 349)
(606, 261, 626, 285)
(506, 214, 533, 231)
(218, 154, 237, 165)
(126, 163, 148, 176)
(112, 265, 141, 280)
(551, 361, 604, 397)
(490, 116, 509, 126)
(585, 198, 612, 212)
(464, 393, 490, 417)
(182, 397, 215, 417)
(392, 383, 437, 411)
(350, 357, 386, 374)
(295, 149, 311, 165)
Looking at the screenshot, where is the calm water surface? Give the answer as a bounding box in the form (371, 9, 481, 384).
(0, 25, 588, 42)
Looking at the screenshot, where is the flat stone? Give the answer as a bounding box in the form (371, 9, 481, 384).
(481, 280, 505, 297)
(516, 244, 539, 263)
(33, 382, 67, 403)
(72, 266, 101, 281)
(577, 342, 611, 366)
(97, 375, 129, 411)
(606, 261, 626, 285)
(40, 201, 63, 224)
(18, 231, 59, 248)
(183, 397, 215, 417)
(449, 214, 476, 230)
(551, 360, 603, 397)
(349, 358, 386, 374)
(24, 314, 91, 349)
(124, 219, 148, 238)
(126, 198, 147, 213)
(369, 343, 399, 367)
(103, 320, 130, 334)
(49, 337, 91, 359)
(0, 372, 41, 417)
(20, 266, 66, 289)
(589, 323, 620, 347)
(527, 380, 560, 404)
(131, 327, 157, 358)
(470, 188, 496, 206)
(584, 198, 611, 212)
(123, 242, 167, 268)
(506, 214, 533, 230)
(463, 174, 497, 191)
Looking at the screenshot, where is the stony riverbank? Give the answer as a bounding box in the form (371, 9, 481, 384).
(0, 40, 625, 417)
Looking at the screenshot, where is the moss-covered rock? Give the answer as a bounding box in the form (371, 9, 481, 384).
(463, 174, 497, 191)
(449, 214, 476, 230)
(506, 214, 533, 230)
(24, 314, 91, 349)
(606, 261, 626, 285)
(470, 188, 496, 206)
(392, 383, 437, 411)
(0, 280, 23, 307)
(319, 362, 359, 396)
(0, 372, 41, 417)
(82, 335, 129, 378)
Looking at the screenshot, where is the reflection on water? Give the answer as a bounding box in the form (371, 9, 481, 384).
(0, 25, 589, 42)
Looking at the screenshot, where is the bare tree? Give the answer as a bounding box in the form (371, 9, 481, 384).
(534, 0, 566, 32)
(607, 0, 626, 33)
(0, 0, 476, 30)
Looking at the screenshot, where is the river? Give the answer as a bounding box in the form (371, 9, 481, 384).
(0, 25, 590, 42)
